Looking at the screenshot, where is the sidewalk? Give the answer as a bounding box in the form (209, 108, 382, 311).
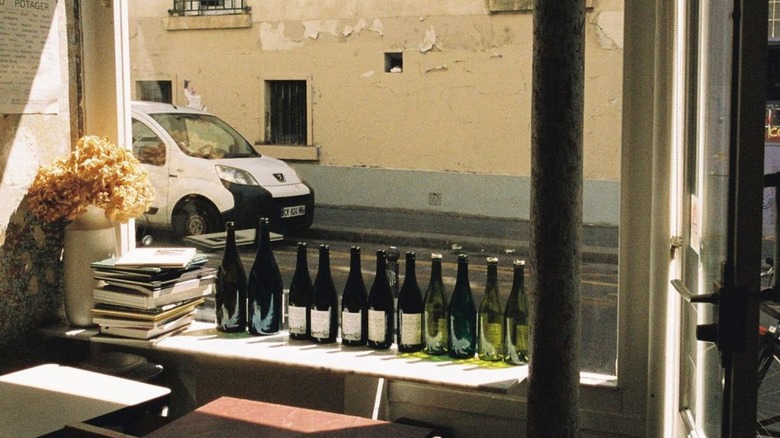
(300, 206, 619, 264)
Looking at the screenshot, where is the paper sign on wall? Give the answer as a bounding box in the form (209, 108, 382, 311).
(0, 0, 61, 114)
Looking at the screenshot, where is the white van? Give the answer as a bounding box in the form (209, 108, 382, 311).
(130, 101, 314, 238)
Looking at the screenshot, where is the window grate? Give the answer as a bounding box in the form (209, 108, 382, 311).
(771, 0, 780, 38)
(137, 80, 172, 103)
(267, 81, 308, 146)
(170, 0, 249, 16)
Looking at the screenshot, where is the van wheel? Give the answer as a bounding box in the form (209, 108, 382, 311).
(174, 200, 221, 238)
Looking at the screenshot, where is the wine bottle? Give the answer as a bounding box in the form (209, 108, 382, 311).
(478, 257, 504, 361)
(341, 246, 368, 347)
(215, 221, 247, 332)
(504, 259, 530, 365)
(448, 253, 477, 359)
(288, 242, 313, 340)
(367, 249, 394, 349)
(310, 244, 338, 344)
(397, 252, 424, 352)
(423, 253, 448, 355)
(247, 217, 283, 335)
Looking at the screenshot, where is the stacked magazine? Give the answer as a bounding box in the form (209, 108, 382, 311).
(90, 247, 216, 340)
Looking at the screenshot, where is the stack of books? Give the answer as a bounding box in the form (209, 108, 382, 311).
(90, 247, 216, 340)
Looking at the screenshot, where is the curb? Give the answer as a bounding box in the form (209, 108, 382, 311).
(301, 225, 618, 265)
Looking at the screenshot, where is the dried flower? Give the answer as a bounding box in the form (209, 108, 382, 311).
(27, 136, 155, 223)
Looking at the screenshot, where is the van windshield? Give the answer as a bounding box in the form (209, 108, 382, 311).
(151, 112, 259, 160)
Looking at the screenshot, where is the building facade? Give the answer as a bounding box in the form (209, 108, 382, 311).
(128, 0, 624, 225)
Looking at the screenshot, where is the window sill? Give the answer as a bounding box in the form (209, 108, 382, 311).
(165, 14, 252, 31)
(42, 321, 526, 395)
(256, 145, 320, 161)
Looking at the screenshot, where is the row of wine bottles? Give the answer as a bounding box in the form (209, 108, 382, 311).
(214, 219, 530, 365)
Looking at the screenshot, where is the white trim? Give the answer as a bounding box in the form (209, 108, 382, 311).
(114, 0, 135, 255)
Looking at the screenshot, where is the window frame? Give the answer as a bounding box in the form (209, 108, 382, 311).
(106, 1, 653, 435)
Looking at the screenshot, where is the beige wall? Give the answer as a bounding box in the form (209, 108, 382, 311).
(128, 0, 623, 181)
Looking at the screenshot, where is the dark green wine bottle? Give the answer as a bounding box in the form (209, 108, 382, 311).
(423, 253, 448, 355)
(448, 254, 476, 359)
(367, 249, 394, 349)
(341, 246, 368, 347)
(247, 218, 283, 335)
(310, 244, 338, 343)
(478, 257, 504, 361)
(288, 242, 312, 340)
(215, 221, 247, 332)
(504, 260, 530, 365)
(397, 252, 424, 352)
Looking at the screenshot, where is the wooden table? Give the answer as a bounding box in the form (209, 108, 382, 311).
(146, 396, 437, 437)
(0, 364, 170, 437)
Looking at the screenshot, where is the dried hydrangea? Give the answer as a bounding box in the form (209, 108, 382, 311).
(27, 136, 155, 223)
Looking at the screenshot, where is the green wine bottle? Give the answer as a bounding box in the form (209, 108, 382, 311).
(215, 221, 247, 332)
(397, 252, 424, 352)
(310, 245, 338, 344)
(247, 217, 283, 335)
(341, 246, 368, 347)
(448, 254, 476, 359)
(478, 257, 504, 361)
(288, 242, 312, 340)
(423, 253, 448, 355)
(367, 249, 394, 349)
(504, 259, 530, 365)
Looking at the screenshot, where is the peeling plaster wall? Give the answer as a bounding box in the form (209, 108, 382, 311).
(128, 0, 623, 223)
(0, 1, 73, 361)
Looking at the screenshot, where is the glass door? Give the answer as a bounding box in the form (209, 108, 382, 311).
(674, 0, 765, 436)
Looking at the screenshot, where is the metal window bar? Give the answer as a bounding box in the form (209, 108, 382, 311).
(269, 81, 307, 145)
(771, 0, 780, 39)
(170, 0, 248, 16)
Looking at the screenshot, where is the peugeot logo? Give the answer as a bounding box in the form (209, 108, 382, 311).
(273, 173, 285, 182)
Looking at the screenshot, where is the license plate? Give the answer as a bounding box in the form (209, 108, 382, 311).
(281, 205, 306, 218)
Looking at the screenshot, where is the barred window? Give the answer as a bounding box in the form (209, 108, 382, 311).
(266, 80, 308, 146)
(137, 80, 172, 103)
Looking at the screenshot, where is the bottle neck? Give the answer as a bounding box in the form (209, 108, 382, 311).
(224, 226, 237, 255)
(512, 265, 525, 291)
(317, 248, 331, 281)
(486, 264, 499, 295)
(257, 221, 271, 252)
(430, 260, 442, 283)
(456, 260, 469, 285)
(404, 256, 417, 287)
(348, 251, 361, 279)
(295, 245, 308, 272)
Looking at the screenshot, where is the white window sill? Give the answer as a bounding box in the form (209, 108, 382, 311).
(165, 14, 252, 31)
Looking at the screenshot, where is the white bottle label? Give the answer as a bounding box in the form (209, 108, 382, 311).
(310, 309, 331, 339)
(341, 310, 362, 341)
(288, 305, 306, 335)
(400, 313, 422, 344)
(368, 309, 386, 342)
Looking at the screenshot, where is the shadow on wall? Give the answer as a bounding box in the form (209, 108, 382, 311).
(0, 201, 66, 369)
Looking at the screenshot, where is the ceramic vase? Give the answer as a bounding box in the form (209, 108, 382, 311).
(63, 205, 117, 327)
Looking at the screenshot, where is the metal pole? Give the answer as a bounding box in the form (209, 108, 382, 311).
(528, 0, 584, 436)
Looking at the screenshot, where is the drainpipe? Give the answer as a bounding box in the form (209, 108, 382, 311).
(528, 1, 584, 436)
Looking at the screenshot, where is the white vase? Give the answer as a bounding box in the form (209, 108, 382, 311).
(63, 206, 117, 327)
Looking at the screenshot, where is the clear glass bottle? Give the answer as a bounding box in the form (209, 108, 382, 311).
(448, 254, 477, 359)
(504, 260, 530, 365)
(215, 221, 247, 332)
(423, 253, 448, 355)
(367, 249, 394, 349)
(288, 242, 312, 340)
(310, 244, 338, 343)
(341, 246, 368, 347)
(397, 252, 424, 352)
(247, 217, 283, 335)
(478, 257, 504, 361)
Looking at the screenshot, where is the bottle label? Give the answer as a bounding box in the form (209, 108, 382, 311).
(400, 313, 422, 344)
(438, 318, 447, 338)
(341, 310, 362, 341)
(516, 324, 529, 350)
(288, 305, 306, 335)
(310, 309, 331, 339)
(483, 322, 503, 347)
(368, 309, 386, 342)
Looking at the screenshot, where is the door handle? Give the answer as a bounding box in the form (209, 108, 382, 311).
(671, 278, 747, 351)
